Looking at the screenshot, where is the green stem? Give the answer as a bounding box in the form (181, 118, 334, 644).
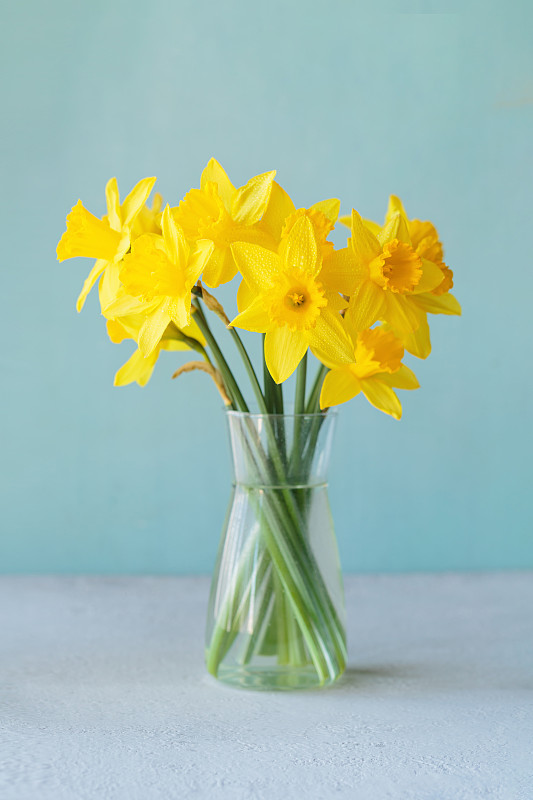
(294, 353, 308, 415)
(228, 327, 302, 531)
(192, 300, 248, 412)
(228, 327, 268, 414)
(305, 364, 328, 414)
(290, 354, 307, 481)
(262, 334, 287, 465)
(205, 527, 270, 674)
(262, 335, 275, 415)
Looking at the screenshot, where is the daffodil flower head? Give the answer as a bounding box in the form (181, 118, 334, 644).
(262, 269, 327, 332)
(171, 159, 276, 288)
(174, 181, 231, 241)
(56, 176, 157, 312)
(230, 214, 353, 383)
(319, 324, 419, 419)
(57, 200, 124, 263)
(403, 217, 454, 296)
(281, 206, 336, 258)
(364, 196, 461, 359)
(107, 205, 214, 357)
(367, 238, 423, 294)
(260, 181, 340, 258)
(384, 196, 458, 300)
(321, 207, 446, 359)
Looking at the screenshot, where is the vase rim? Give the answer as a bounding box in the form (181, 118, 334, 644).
(225, 409, 338, 419)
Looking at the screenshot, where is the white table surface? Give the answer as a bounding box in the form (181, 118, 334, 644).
(2, 573, 532, 800)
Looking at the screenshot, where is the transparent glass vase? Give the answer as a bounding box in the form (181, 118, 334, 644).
(205, 411, 346, 690)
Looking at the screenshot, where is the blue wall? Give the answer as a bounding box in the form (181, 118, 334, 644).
(2, 0, 532, 573)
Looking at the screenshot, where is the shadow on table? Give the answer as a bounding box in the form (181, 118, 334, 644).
(326, 663, 533, 694)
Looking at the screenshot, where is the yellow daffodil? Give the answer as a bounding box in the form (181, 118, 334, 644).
(171, 159, 276, 288)
(384, 196, 461, 315)
(229, 215, 352, 383)
(323, 209, 445, 354)
(236, 182, 341, 313)
(131, 191, 163, 238)
(259, 181, 340, 256)
(107, 312, 206, 387)
(319, 325, 419, 419)
(105, 206, 213, 357)
(352, 196, 461, 359)
(57, 176, 157, 312)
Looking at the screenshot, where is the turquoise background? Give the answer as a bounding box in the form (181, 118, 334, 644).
(1, 0, 531, 574)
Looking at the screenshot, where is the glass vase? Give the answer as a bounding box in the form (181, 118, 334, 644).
(205, 410, 346, 690)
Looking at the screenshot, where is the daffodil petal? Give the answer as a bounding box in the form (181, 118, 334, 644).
(345, 281, 385, 333)
(187, 238, 214, 285)
(308, 308, 354, 368)
(259, 181, 296, 242)
(320, 368, 361, 408)
(76, 259, 107, 312)
(200, 159, 236, 209)
(264, 327, 308, 383)
(379, 364, 420, 390)
(121, 177, 157, 226)
(105, 178, 121, 231)
(381, 293, 423, 336)
(230, 242, 280, 292)
(339, 215, 392, 236)
(236, 278, 256, 312)
(99, 261, 124, 315)
(202, 246, 238, 288)
(310, 198, 340, 224)
(350, 209, 382, 262)
(377, 211, 411, 246)
(104, 293, 156, 319)
(280, 215, 319, 276)
(138, 307, 172, 356)
(161, 205, 188, 268)
(360, 378, 402, 419)
(228, 225, 276, 249)
(324, 291, 348, 312)
(363, 218, 382, 236)
(230, 295, 271, 333)
(403, 315, 432, 359)
(320, 247, 364, 296)
(115, 228, 132, 261)
(106, 318, 131, 344)
(385, 195, 407, 223)
(168, 296, 190, 330)
(340, 214, 382, 235)
(114, 347, 159, 387)
(411, 292, 462, 316)
(231, 171, 276, 225)
(412, 258, 446, 294)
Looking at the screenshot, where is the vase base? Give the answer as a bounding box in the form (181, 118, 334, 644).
(211, 662, 343, 691)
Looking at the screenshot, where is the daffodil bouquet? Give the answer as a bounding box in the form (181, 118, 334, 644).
(58, 159, 460, 689)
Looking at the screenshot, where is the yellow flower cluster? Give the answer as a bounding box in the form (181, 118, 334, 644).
(57, 159, 460, 418)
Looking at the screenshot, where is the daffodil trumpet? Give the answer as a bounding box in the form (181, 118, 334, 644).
(59, 160, 459, 689)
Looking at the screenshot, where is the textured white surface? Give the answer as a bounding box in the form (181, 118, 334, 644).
(2, 574, 533, 800)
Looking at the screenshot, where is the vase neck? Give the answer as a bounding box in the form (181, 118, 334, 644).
(225, 411, 337, 488)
